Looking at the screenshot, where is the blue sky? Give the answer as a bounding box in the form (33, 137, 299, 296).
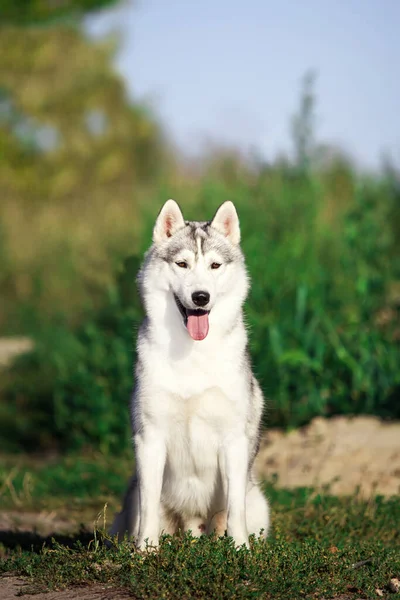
(86, 0, 400, 168)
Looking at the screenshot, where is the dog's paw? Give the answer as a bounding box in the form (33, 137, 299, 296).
(136, 535, 159, 552)
(228, 529, 250, 550)
(235, 538, 250, 550)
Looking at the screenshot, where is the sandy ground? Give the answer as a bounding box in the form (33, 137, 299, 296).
(0, 577, 131, 599)
(255, 415, 400, 498)
(0, 576, 364, 600)
(0, 338, 33, 367)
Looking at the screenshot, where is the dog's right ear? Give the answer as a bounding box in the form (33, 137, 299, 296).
(210, 201, 240, 245)
(153, 199, 185, 244)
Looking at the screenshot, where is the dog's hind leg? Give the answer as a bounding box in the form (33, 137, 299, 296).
(207, 510, 227, 537)
(183, 516, 207, 537)
(159, 505, 181, 536)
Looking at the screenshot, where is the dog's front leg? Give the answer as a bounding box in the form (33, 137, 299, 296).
(135, 429, 166, 550)
(223, 434, 249, 548)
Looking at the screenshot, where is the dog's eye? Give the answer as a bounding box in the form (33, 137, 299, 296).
(175, 261, 188, 269)
(211, 262, 221, 270)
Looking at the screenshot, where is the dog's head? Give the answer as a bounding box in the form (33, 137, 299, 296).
(145, 199, 248, 341)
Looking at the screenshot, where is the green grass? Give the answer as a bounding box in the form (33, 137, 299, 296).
(0, 453, 134, 526)
(0, 455, 399, 599)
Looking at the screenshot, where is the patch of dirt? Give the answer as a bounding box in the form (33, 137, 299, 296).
(255, 415, 400, 497)
(0, 337, 33, 367)
(0, 510, 80, 537)
(0, 578, 365, 600)
(0, 577, 130, 600)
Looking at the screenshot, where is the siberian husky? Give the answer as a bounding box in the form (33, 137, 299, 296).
(110, 200, 270, 549)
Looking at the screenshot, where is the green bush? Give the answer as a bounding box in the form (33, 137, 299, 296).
(1, 256, 143, 453)
(2, 171, 400, 453)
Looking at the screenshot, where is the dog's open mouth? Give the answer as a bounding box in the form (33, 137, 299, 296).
(174, 295, 210, 341)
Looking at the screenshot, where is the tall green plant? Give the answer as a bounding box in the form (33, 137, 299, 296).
(290, 70, 318, 172)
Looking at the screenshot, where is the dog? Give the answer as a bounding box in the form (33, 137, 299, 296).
(110, 199, 270, 549)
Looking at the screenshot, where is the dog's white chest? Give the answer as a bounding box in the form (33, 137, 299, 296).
(164, 386, 236, 446)
(150, 345, 242, 400)
(159, 387, 236, 515)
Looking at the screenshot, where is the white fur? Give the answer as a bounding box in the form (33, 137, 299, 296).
(110, 200, 270, 549)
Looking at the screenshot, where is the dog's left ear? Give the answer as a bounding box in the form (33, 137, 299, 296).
(210, 201, 240, 245)
(153, 199, 185, 244)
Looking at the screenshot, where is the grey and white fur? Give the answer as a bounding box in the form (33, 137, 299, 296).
(110, 200, 270, 549)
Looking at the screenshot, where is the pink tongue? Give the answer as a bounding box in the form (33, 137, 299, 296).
(187, 313, 209, 341)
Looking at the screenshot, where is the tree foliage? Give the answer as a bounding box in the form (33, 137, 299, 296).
(0, 0, 120, 25)
(0, 25, 165, 326)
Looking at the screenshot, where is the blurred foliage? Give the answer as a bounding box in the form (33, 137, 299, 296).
(0, 25, 167, 329)
(0, 12, 399, 453)
(0, 255, 143, 452)
(2, 170, 400, 453)
(0, 0, 120, 25)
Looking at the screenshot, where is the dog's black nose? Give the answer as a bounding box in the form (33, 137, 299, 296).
(192, 291, 210, 307)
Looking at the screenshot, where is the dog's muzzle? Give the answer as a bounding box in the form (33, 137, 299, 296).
(174, 294, 210, 341)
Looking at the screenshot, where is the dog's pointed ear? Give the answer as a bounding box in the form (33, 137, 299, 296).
(153, 199, 185, 244)
(210, 201, 240, 245)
